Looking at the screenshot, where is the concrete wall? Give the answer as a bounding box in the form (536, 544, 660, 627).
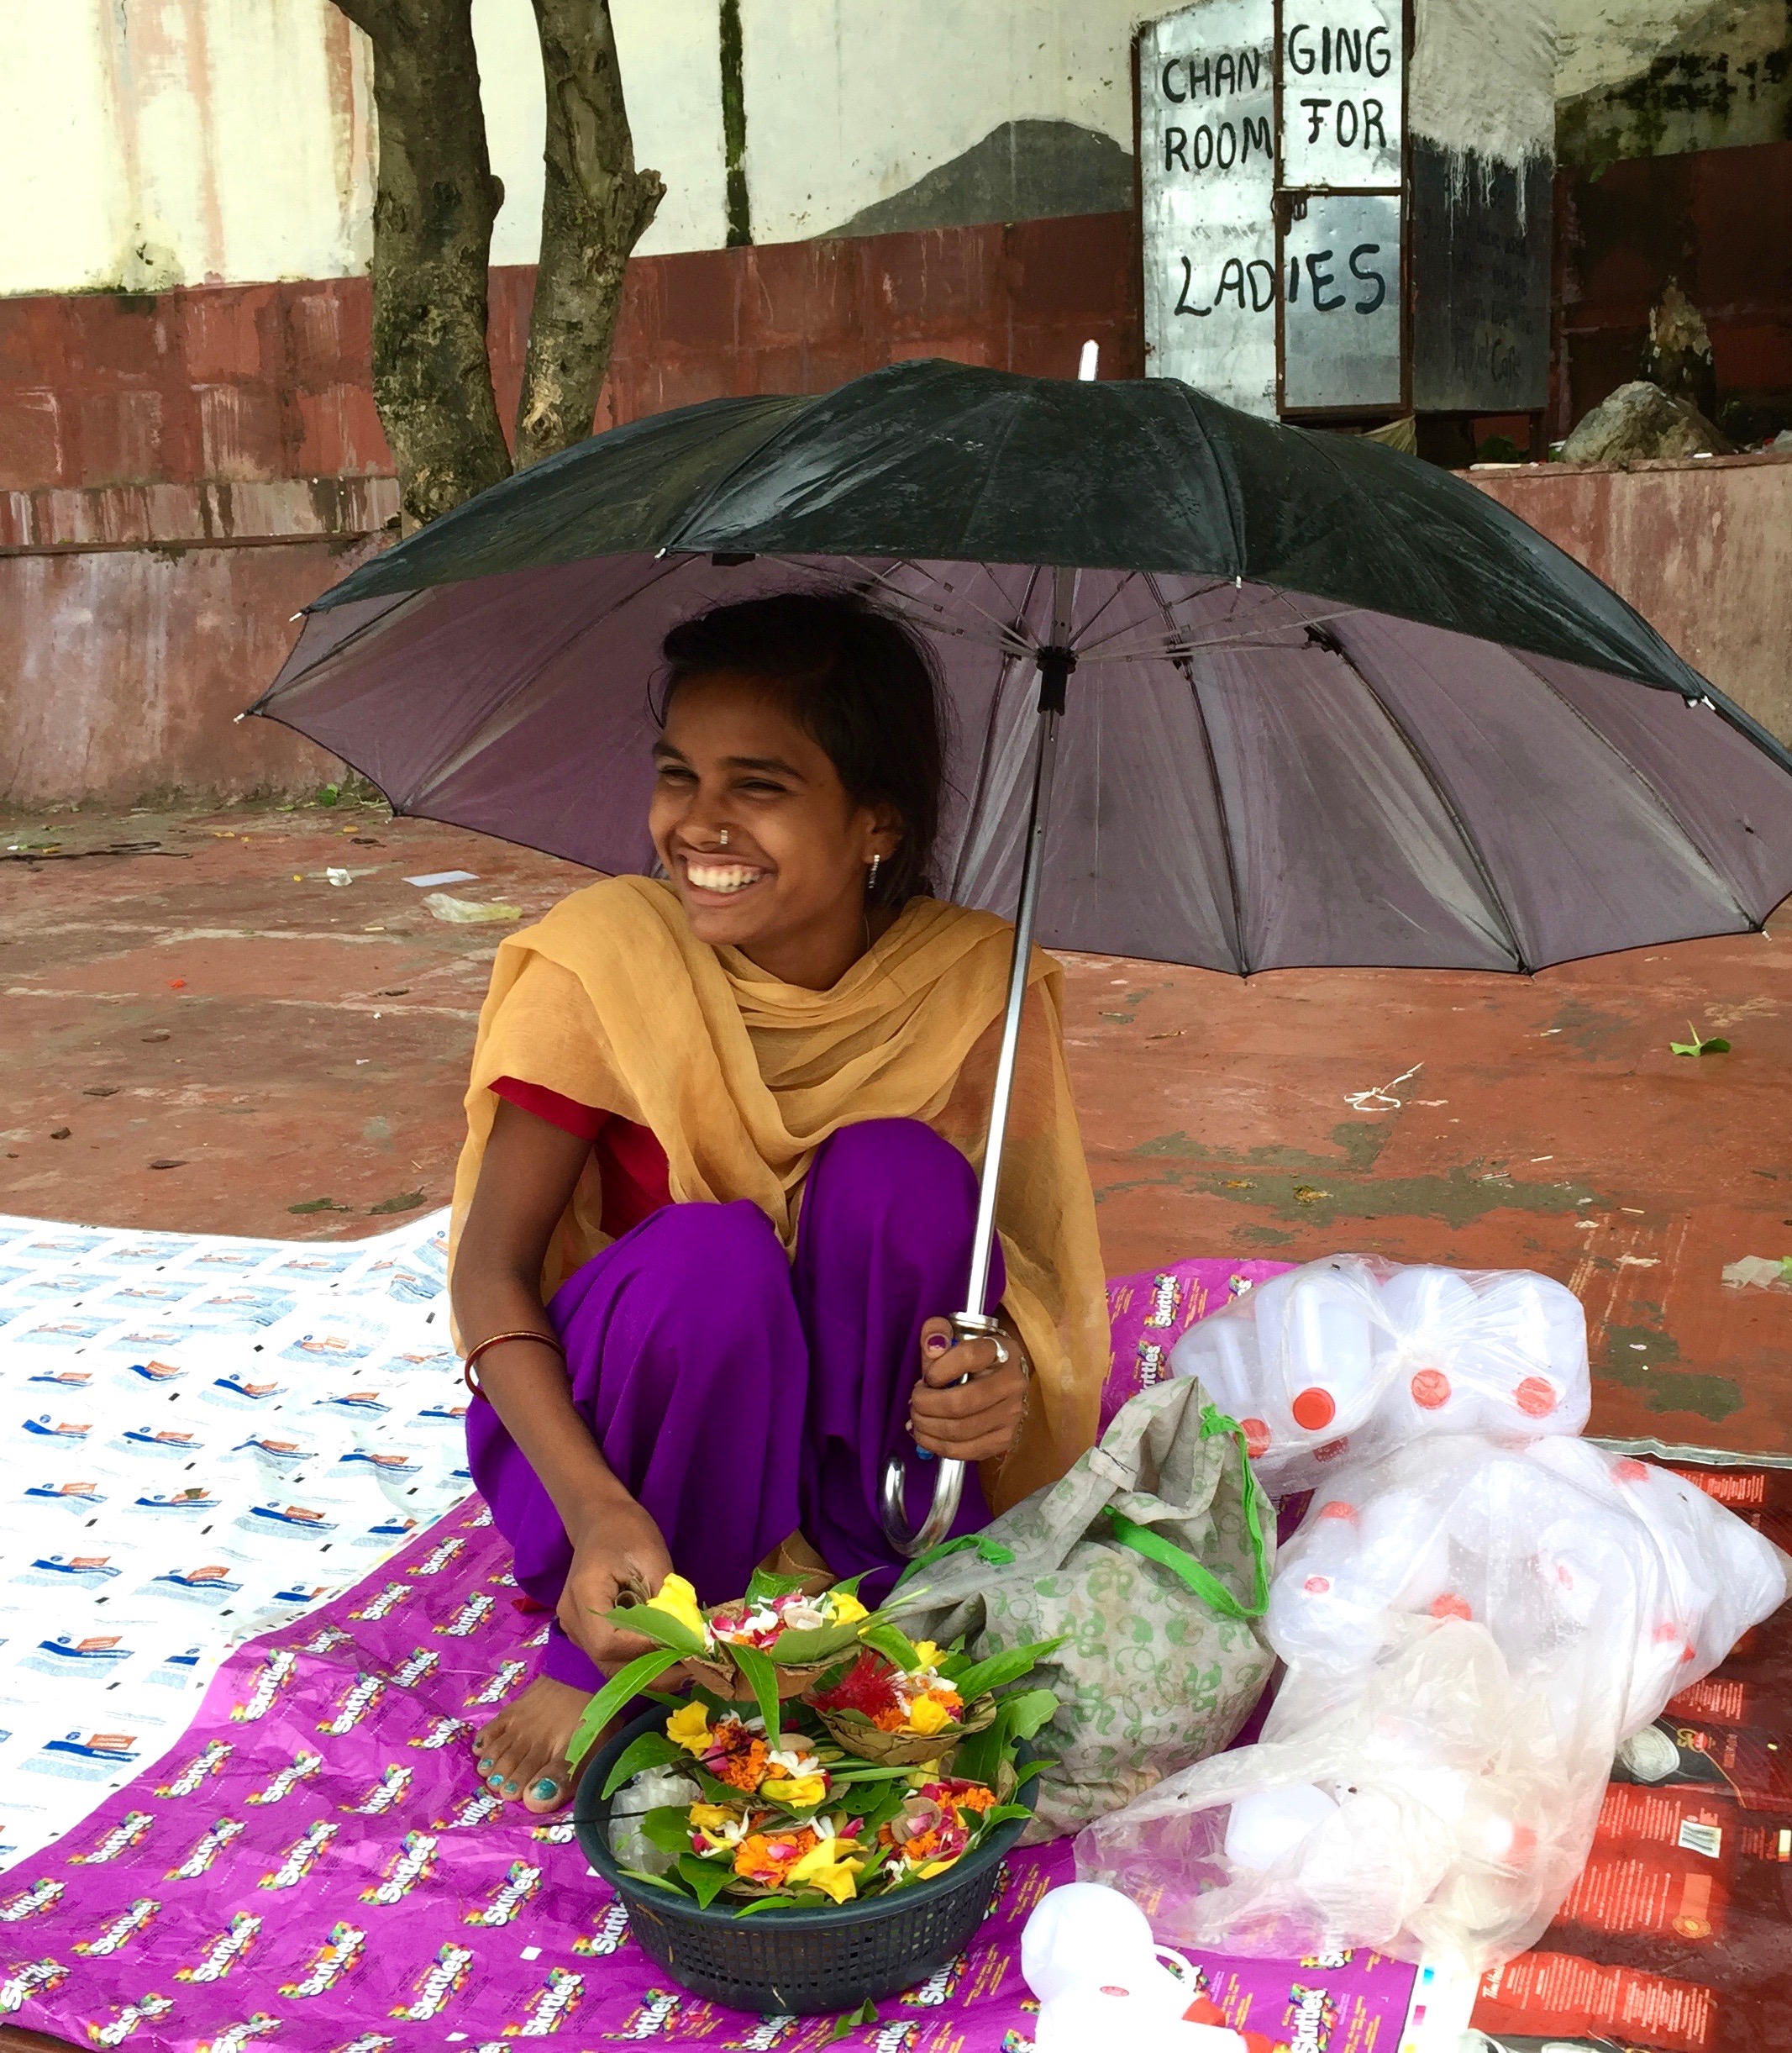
(1467, 450, 1792, 741)
(0, 212, 1142, 807)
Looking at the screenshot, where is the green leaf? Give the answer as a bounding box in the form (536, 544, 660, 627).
(603, 1601, 710, 1660)
(1704, 1038, 1732, 1053)
(567, 1648, 681, 1761)
(676, 1851, 737, 1908)
(1003, 1688, 1060, 1742)
(765, 1619, 872, 1666)
(981, 1802, 1034, 1828)
(745, 1567, 812, 1604)
(618, 1866, 686, 1894)
(638, 1805, 696, 1856)
(827, 1998, 880, 2040)
(600, 1729, 687, 1800)
(949, 1637, 1064, 1703)
(859, 1623, 923, 1671)
(730, 1641, 781, 1747)
(733, 1892, 800, 1918)
(1012, 1756, 1053, 1787)
(1671, 1022, 1732, 1057)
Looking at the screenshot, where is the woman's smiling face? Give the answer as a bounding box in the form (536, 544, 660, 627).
(648, 670, 900, 986)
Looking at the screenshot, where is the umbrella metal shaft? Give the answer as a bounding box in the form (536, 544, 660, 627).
(880, 567, 1076, 1557)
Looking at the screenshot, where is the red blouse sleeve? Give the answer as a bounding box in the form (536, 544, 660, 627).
(490, 1075, 608, 1142)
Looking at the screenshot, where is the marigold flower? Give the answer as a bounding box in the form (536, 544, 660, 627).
(733, 1826, 819, 1888)
(710, 1737, 770, 1793)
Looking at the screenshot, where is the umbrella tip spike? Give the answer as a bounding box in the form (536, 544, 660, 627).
(1078, 340, 1099, 382)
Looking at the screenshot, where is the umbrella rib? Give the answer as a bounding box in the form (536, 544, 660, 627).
(823, 556, 1036, 657)
(946, 566, 1046, 904)
(1145, 570, 1248, 974)
(249, 592, 423, 710)
(1506, 651, 1760, 926)
(1326, 629, 1530, 972)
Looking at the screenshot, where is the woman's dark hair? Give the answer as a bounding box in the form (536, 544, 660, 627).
(655, 587, 946, 908)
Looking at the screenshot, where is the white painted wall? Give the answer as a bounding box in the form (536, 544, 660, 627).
(0, 0, 1771, 299)
(0, 0, 724, 296)
(738, 0, 1140, 242)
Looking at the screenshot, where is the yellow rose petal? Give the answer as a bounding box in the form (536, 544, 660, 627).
(828, 1590, 869, 1625)
(647, 1572, 709, 1644)
(665, 1701, 712, 1754)
(760, 1774, 828, 1808)
(916, 1856, 961, 1880)
(787, 1837, 865, 1903)
(907, 1695, 952, 1736)
(911, 1640, 943, 1669)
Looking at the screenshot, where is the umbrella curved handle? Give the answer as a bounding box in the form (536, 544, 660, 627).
(878, 1450, 967, 1559)
(880, 1310, 1004, 1556)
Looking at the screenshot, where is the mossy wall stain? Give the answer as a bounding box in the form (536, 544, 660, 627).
(1558, 3, 1792, 171)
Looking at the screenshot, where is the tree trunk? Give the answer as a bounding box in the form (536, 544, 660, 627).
(512, 0, 665, 471)
(334, 0, 514, 529)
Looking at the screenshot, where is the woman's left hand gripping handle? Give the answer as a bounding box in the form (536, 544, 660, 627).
(908, 1316, 1027, 1464)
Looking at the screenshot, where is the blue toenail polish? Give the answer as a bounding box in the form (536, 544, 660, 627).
(477, 1758, 493, 1773)
(486, 1772, 504, 1788)
(502, 1779, 519, 1795)
(533, 1778, 559, 1801)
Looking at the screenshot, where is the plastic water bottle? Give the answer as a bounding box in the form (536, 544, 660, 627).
(1022, 1885, 1247, 2052)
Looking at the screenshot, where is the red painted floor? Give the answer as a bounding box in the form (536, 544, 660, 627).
(4, 797, 1790, 1458)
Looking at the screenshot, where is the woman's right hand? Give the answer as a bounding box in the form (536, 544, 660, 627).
(558, 1497, 679, 1671)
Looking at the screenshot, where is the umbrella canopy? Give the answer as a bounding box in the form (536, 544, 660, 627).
(255, 360, 1792, 974)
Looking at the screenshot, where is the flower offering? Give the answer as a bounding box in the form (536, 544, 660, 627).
(588, 1577, 1064, 1914)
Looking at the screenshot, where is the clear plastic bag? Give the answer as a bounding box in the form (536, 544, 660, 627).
(1168, 1255, 1590, 1492)
(1075, 1434, 1787, 1974)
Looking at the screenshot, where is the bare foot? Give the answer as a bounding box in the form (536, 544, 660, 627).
(471, 1676, 615, 1814)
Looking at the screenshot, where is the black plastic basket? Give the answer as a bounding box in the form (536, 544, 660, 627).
(575, 1706, 1040, 2015)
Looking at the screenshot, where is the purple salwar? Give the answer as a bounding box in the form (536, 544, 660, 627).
(465, 1119, 1002, 1692)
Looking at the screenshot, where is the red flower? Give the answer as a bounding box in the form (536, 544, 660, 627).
(812, 1650, 903, 1720)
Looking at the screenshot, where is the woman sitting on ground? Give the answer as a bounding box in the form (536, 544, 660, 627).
(449, 589, 1107, 1813)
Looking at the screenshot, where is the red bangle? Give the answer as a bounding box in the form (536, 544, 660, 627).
(463, 1329, 565, 1397)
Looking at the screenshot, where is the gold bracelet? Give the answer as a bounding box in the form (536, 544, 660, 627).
(462, 1328, 565, 1396)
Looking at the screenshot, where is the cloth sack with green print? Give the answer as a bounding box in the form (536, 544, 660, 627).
(885, 1374, 1275, 1839)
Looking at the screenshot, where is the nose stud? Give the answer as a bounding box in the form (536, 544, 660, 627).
(718, 828, 729, 848)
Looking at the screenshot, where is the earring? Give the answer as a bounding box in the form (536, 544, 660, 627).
(867, 854, 881, 894)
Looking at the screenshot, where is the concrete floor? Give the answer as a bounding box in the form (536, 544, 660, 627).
(4, 796, 1791, 1458)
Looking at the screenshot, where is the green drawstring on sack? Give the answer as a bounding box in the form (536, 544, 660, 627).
(1099, 1404, 1271, 1620)
(888, 1528, 1017, 1601)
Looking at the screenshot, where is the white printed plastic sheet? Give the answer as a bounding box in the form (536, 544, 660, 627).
(0, 1208, 470, 1870)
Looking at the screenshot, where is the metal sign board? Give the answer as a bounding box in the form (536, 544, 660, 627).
(1139, 0, 1279, 416)
(1280, 190, 1403, 409)
(1141, 0, 1409, 420)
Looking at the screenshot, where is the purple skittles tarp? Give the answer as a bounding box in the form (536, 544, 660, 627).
(3, 1259, 1433, 2053)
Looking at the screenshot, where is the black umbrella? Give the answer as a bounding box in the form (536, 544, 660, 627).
(251, 358, 1792, 1552)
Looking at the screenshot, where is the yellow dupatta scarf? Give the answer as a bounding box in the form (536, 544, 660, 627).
(448, 874, 1108, 1511)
